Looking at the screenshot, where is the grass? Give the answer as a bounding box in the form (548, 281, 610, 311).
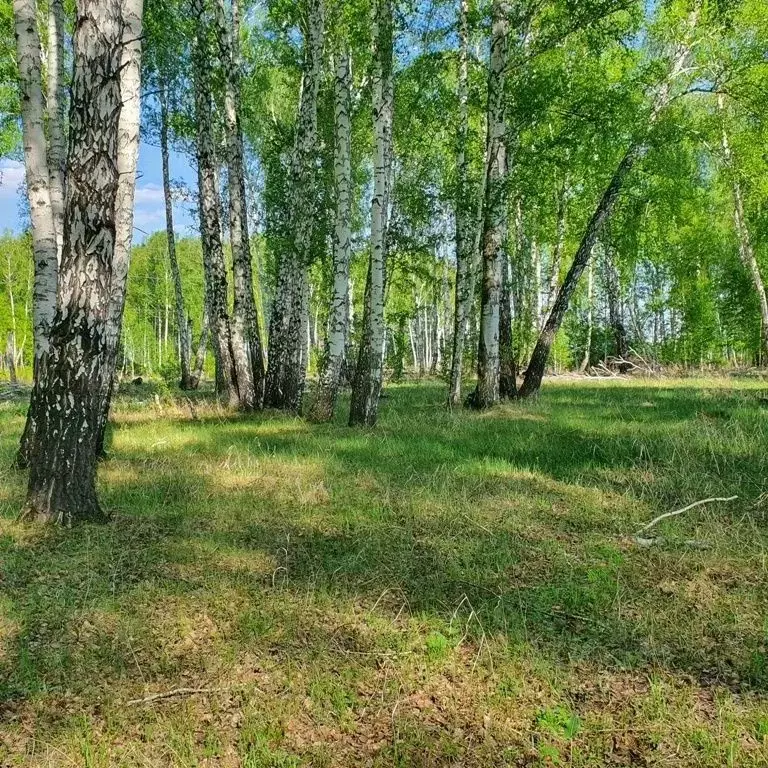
(1, 375, 768, 766)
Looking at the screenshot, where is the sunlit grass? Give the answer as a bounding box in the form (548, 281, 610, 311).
(1, 376, 767, 765)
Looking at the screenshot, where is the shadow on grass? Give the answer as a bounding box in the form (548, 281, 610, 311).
(1, 379, 767, 718)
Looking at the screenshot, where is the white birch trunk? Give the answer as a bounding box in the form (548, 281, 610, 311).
(308, 50, 353, 421)
(23, 0, 126, 523)
(265, 0, 324, 411)
(96, 0, 143, 452)
(349, 0, 393, 426)
(46, 0, 66, 263)
(13, 0, 58, 362)
(160, 80, 193, 389)
(448, 0, 477, 406)
(471, 0, 509, 408)
(192, 0, 239, 407)
(214, 0, 264, 408)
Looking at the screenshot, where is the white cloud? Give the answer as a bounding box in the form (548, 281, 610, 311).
(133, 183, 165, 207)
(0, 160, 25, 201)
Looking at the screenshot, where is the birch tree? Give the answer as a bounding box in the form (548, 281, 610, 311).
(191, 0, 239, 407)
(159, 78, 193, 389)
(519, 7, 699, 398)
(447, 0, 478, 407)
(308, 48, 353, 422)
(12, 0, 59, 466)
(22, 0, 136, 523)
(45, 0, 66, 261)
(265, 0, 324, 411)
(349, 0, 394, 427)
(214, 0, 264, 408)
(469, 0, 510, 409)
(95, 0, 144, 457)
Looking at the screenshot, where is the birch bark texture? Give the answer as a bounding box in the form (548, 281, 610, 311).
(518, 8, 699, 398)
(308, 50, 353, 422)
(349, 0, 394, 427)
(214, 0, 264, 408)
(96, 0, 144, 455)
(191, 0, 239, 408)
(160, 80, 193, 389)
(265, 0, 324, 411)
(12, 0, 58, 363)
(46, 0, 67, 262)
(470, 0, 510, 409)
(448, 0, 478, 407)
(23, 0, 127, 523)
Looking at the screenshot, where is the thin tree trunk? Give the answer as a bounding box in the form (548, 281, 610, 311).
(214, 0, 264, 408)
(6, 333, 17, 385)
(192, 0, 239, 407)
(448, 0, 477, 407)
(470, 0, 509, 409)
(579, 260, 593, 372)
(46, 0, 66, 263)
(22, 0, 127, 524)
(13, 0, 59, 467)
(160, 80, 193, 389)
(499, 250, 516, 397)
(265, 0, 324, 411)
(546, 177, 567, 317)
(308, 50, 353, 422)
(603, 242, 629, 369)
(533, 237, 542, 330)
(718, 94, 768, 364)
(190, 311, 210, 389)
(349, 0, 393, 426)
(518, 11, 697, 398)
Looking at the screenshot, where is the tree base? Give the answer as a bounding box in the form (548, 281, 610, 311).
(19, 497, 111, 526)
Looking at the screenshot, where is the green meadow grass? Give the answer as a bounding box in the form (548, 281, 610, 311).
(1, 376, 768, 766)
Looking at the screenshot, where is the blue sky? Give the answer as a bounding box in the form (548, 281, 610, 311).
(0, 141, 198, 242)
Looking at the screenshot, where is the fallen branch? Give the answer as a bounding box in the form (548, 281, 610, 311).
(635, 495, 738, 535)
(127, 687, 227, 706)
(633, 536, 712, 550)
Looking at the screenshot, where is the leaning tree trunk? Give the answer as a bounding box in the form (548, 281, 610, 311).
(718, 95, 768, 364)
(191, 0, 239, 407)
(519, 144, 644, 397)
(160, 80, 193, 390)
(13, 0, 59, 468)
(46, 0, 66, 263)
(265, 0, 324, 411)
(448, 0, 479, 407)
(349, 0, 393, 427)
(308, 50, 353, 422)
(469, 0, 509, 409)
(214, 0, 264, 408)
(518, 11, 697, 398)
(22, 0, 126, 524)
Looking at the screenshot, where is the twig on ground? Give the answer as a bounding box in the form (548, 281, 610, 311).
(633, 536, 712, 549)
(127, 687, 227, 706)
(635, 495, 738, 535)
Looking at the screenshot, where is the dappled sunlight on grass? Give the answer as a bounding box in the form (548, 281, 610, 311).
(1, 377, 768, 765)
